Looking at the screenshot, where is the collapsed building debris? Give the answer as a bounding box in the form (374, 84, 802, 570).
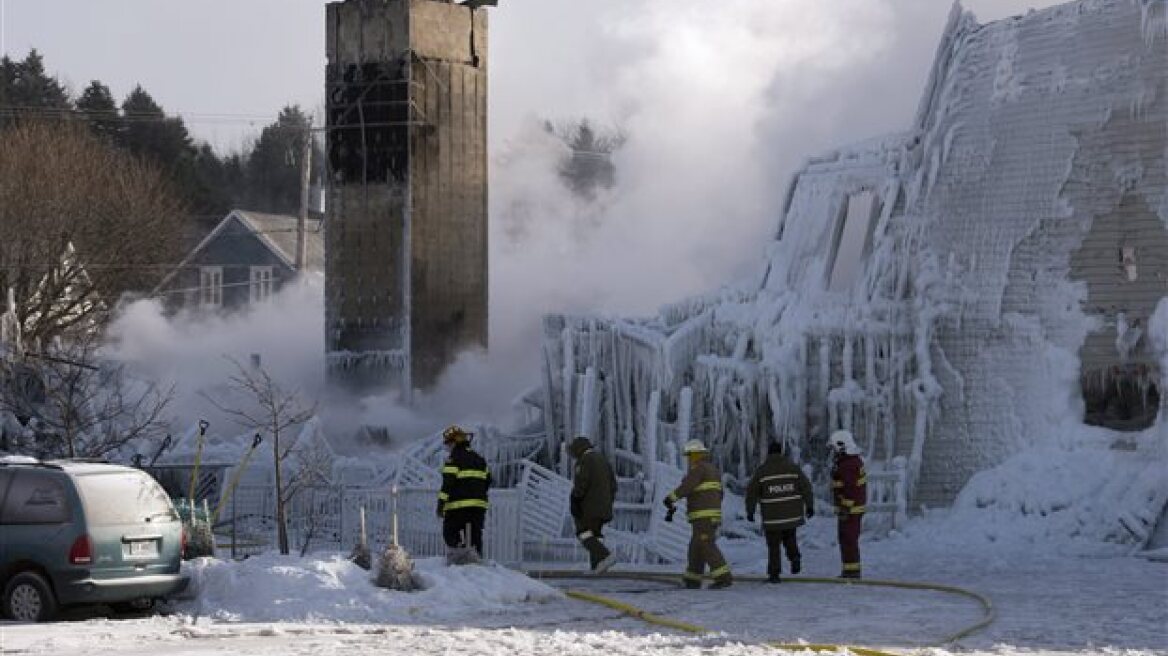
(538, 0, 1167, 510)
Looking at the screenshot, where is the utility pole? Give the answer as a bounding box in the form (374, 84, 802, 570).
(295, 128, 312, 272)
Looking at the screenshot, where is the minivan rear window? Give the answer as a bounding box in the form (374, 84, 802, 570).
(75, 472, 177, 526)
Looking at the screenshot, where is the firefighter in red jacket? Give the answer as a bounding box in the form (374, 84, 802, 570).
(829, 430, 866, 579)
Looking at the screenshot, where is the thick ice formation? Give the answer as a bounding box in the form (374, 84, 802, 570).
(536, 0, 1167, 515)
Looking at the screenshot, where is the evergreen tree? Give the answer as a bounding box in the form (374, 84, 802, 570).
(244, 105, 314, 214)
(189, 143, 235, 216)
(549, 118, 625, 201)
(76, 81, 120, 142)
(119, 85, 193, 167)
(116, 85, 233, 214)
(0, 50, 71, 127)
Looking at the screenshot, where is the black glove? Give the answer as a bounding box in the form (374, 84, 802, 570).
(746, 513, 755, 523)
(664, 507, 676, 523)
(435, 500, 444, 518)
(662, 497, 674, 510)
(570, 496, 582, 519)
(806, 507, 815, 519)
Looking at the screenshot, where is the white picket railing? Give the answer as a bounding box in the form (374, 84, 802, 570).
(644, 462, 690, 562)
(219, 458, 816, 566)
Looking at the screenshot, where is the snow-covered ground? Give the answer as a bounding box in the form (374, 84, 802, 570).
(2, 517, 1164, 656)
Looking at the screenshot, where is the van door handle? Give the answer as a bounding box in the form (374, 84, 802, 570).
(122, 534, 163, 542)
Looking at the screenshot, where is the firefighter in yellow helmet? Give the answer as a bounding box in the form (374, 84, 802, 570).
(437, 425, 491, 559)
(663, 439, 732, 589)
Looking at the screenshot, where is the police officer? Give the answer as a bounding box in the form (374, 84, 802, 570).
(745, 441, 814, 583)
(437, 425, 491, 559)
(568, 436, 618, 574)
(829, 430, 866, 579)
(664, 439, 732, 589)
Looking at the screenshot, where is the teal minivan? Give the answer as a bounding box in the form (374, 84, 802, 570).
(0, 458, 189, 622)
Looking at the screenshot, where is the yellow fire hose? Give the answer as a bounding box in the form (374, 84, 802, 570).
(527, 570, 995, 656)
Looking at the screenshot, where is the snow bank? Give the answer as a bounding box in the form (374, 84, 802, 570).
(180, 554, 561, 624)
(909, 424, 1168, 552)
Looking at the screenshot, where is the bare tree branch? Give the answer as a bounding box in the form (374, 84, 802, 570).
(0, 121, 184, 346)
(0, 332, 173, 459)
(202, 356, 320, 555)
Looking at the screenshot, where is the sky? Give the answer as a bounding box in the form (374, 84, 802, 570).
(1, 0, 1065, 153)
(3, 0, 1072, 430)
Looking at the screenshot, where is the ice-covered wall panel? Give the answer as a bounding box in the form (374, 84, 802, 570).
(909, 0, 1167, 506)
(538, 0, 1166, 510)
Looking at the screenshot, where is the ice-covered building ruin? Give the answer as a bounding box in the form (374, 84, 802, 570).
(76, 0, 1165, 565)
(537, 0, 1168, 510)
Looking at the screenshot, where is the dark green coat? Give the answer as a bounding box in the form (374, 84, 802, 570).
(570, 441, 616, 522)
(745, 453, 813, 530)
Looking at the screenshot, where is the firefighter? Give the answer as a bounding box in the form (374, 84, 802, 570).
(745, 440, 814, 583)
(568, 436, 619, 574)
(437, 425, 491, 559)
(829, 429, 866, 579)
(663, 439, 732, 589)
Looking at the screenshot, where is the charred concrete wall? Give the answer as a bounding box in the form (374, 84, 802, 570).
(325, 0, 488, 392)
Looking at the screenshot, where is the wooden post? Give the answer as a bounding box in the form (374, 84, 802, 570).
(361, 505, 369, 549)
(295, 128, 312, 272)
(391, 486, 399, 547)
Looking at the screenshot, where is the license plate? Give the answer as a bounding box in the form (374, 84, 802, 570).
(127, 540, 158, 558)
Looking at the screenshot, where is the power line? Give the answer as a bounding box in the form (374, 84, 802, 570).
(0, 105, 324, 131)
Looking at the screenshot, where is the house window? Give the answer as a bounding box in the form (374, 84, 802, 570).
(827, 190, 880, 292)
(250, 266, 273, 304)
(199, 267, 223, 308)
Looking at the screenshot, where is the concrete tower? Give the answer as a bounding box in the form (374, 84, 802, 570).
(325, 0, 491, 395)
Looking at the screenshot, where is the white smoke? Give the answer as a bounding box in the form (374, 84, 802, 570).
(100, 0, 1070, 448)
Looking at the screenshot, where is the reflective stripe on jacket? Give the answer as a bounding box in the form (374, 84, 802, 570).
(745, 453, 814, 529)
(831, 453, 866, 516)
(668, 459, 723, 523)
(439, 444, 491, 514)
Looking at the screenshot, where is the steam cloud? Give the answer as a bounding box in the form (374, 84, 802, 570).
(100, 0, 1063, 448)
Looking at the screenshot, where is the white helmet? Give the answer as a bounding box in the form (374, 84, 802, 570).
(828, 430, 861, 455)
(683, 439, 709, 454)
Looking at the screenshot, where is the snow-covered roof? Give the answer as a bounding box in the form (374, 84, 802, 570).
(154, 209, 325, 294)
(234, 210, 325, 273)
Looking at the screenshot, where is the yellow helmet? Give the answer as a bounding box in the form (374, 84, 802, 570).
(442, 425, 471, 445)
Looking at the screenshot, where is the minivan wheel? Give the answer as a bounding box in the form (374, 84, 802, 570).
(3, 571, 57, 622)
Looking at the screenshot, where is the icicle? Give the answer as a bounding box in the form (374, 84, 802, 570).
(577, 367, 599, 440)
(841, 334, 855, 431)
(864, 334, 879, 458)
(602, 381, 616, 457)
(677, 387, 693, 453)
(819, 337, 832, 432)
(561, 327, 576, 458)
(1139, 0, 1168, 46)
(645, 391, 661, 473)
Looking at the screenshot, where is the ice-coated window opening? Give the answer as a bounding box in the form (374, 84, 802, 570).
(827, 190, 879, 292)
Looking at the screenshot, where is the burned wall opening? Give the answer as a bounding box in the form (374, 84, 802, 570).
(1082, 366, 1161, 431)
(326, 61, 412, 185)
